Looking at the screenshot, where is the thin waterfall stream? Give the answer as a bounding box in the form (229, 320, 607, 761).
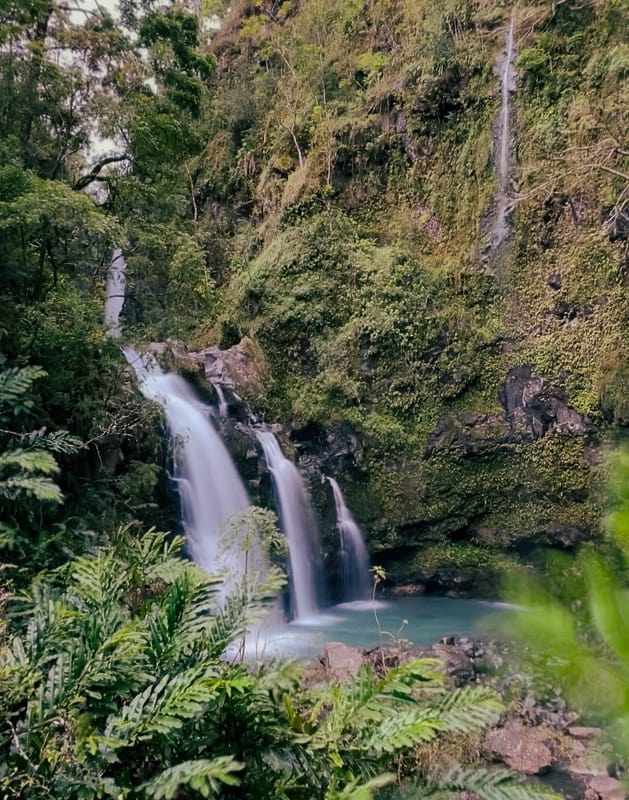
(491, 9, 517, 251)
(256, 431, 321, 621)
(104, 248, 126, 338)
(328, 477, 371, 603)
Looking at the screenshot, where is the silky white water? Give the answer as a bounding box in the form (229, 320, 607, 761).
(104, 248, 126, 337)
(256, 431, 320, 621)
(492, 10, 517, 249)
(124, 348, 259, 596)
(212, 382, 229, 419)
(328, 477, 371, 602)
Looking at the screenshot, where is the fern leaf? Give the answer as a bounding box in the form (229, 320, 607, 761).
(0, 366, 47, 418)
(433, 686, 503, 733)
(417, 766, 562, 800)
(105, 666, 219, 744)
(0, 475, 63, 502)
(325, 774, 395, 800)
(0, 448, 60, 475)
(364, 708, 445, 753)
(141, 756, 243, 799)
(21, 428, 83, 454)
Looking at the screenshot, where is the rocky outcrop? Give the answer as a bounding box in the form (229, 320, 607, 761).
(196, 337, 267, 398)
(485, 720, 553, 774)
(324, 641, 365, 682)
(500, 366, 592, 439)
(427, 366, 592, 457)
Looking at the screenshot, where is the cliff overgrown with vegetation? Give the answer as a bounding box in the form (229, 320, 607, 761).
(0, 0, 627, 795)
(0, 0, 626, 582)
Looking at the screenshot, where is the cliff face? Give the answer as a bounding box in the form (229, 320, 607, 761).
(179, 0, 627, 587)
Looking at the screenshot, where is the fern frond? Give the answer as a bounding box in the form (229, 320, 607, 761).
(377, 658, 445, 696)
(0, 475, 63, 502)
(325, 773, 395, 800)
(415, 765, 562, 800)
(0, 519, 18, 548)
(105, 666, 220, 745)
(433, 686, 503, 733)
(0, 366, 47, 418)
(0, 448, 60, 475)
(141, 756, 243, 799)
(363, 708, 445, 753)
(21, 428, 83, 454)
(70, 554, 129, 611)
(201, 571, 282, 661)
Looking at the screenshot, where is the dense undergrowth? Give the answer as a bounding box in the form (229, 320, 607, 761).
(0, 0, 627, 794)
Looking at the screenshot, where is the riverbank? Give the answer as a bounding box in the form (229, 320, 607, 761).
(305, 636, 623, 800)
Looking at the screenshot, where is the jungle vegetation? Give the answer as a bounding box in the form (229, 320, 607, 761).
(0, 0, 627, 796)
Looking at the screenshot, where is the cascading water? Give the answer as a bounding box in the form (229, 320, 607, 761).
(212, 382, 229, 419)
(491, 10, 517, 250)
(328, 478, 371, 602)
(124, 348, 260, 597)
(104, 248, 126, 337)
(256, 431, 320, 620)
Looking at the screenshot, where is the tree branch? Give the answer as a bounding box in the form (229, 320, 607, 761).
(74, 154, 132, 190)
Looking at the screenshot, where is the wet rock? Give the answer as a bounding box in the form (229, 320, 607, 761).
(427, 366, 591, 458)
(484, 720, 553, 774)
(425, 413, 509, 456)
(365, 637, 478, 687)
(499, 366, 591, 439)
(568, 727, 603, 740)
(514, 523, 590, 552)
(431, 643, 476, 686)
(586, 775, 625, 800)
(568, 746, 611, 777)
(390, 582, 426, 596)
(196, 337, 266, 396)
(324, 642, 365, 682)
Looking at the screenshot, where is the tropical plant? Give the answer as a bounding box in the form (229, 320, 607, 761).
(509, 447, 629, 763)
(0, 526, 559, 800)
(0, 364, 81, 555)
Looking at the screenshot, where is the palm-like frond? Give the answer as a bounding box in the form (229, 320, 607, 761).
(141, 755, 243, 799)
(104, 666, 222, 745)
(0, 474, 63, 503)
(0, 366, 47, 418)
(432, 685, 503, 733)
(0, 448, 60, 476)
(20, 428, 82, 454)
(407, 765, 561, 800)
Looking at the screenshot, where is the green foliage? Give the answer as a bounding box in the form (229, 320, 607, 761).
(508, 448, 629, 760)
(0, 364, 82, 555)
(390, 765, 557, 799)
(142, 756, 243, 799)
(0, 525, 551, 800)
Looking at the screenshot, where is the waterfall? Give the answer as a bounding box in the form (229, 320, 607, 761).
(491, 10, 517, 250)
(104, 248, 126, 337)
(124, 348, 260, 597)
(328, 478, 371, 602)
(256, 431, 320, 621)
(212, 382, 229, 419)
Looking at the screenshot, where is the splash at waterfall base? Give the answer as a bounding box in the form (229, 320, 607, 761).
(122, 347, 514, 661)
